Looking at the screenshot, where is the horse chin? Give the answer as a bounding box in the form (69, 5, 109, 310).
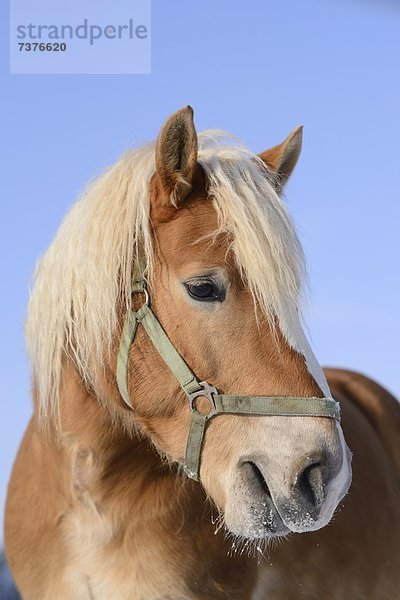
(224, 511, 291, 541)
(224, 482, 290, 540)
(222, 497, 331, 541)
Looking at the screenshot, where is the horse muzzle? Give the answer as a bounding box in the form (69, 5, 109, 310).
(224, 438, 352, 539)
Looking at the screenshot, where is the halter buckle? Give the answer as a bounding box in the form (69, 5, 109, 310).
(188, 381, 218, 419)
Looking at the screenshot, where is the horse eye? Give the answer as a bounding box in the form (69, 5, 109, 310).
(186, 281, 220, 302)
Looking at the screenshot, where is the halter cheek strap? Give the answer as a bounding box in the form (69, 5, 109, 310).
(116, 280, 341, 482)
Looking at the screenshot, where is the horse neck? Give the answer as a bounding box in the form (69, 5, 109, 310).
(53, 360, 192, 517)
(46, 361, 256, 598)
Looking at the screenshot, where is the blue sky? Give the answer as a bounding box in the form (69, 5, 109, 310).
(1, 0, 399, 539)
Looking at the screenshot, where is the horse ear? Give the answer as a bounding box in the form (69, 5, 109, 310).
(155, 106, 198, 206)
(258, 126, 303, 193)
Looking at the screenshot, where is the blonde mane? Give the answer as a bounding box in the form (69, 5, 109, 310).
(26, 131, 306, 424)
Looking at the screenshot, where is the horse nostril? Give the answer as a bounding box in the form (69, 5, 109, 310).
(297, 463, 325, 508)
(248, 461, 271, 497)
(240, 461, 271, 499)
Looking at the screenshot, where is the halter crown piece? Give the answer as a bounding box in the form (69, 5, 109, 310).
(116, 281, 341, 481)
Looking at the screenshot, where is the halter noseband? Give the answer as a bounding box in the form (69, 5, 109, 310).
(116, 280, 340, 481)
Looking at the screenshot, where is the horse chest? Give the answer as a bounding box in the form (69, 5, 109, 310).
(63, 507, 238, 600)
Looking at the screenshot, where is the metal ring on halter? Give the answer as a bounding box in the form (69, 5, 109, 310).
(141, 288, 150, 306)
(188, 382, 218, 419)
(132, 285, 150, 307)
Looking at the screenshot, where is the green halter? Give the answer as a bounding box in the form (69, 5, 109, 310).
(116, 280, 340, 481)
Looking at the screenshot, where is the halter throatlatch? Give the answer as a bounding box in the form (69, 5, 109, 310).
(116, 281, 341, 482)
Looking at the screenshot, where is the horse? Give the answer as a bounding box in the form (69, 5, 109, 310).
(4, 107, 399, 599)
